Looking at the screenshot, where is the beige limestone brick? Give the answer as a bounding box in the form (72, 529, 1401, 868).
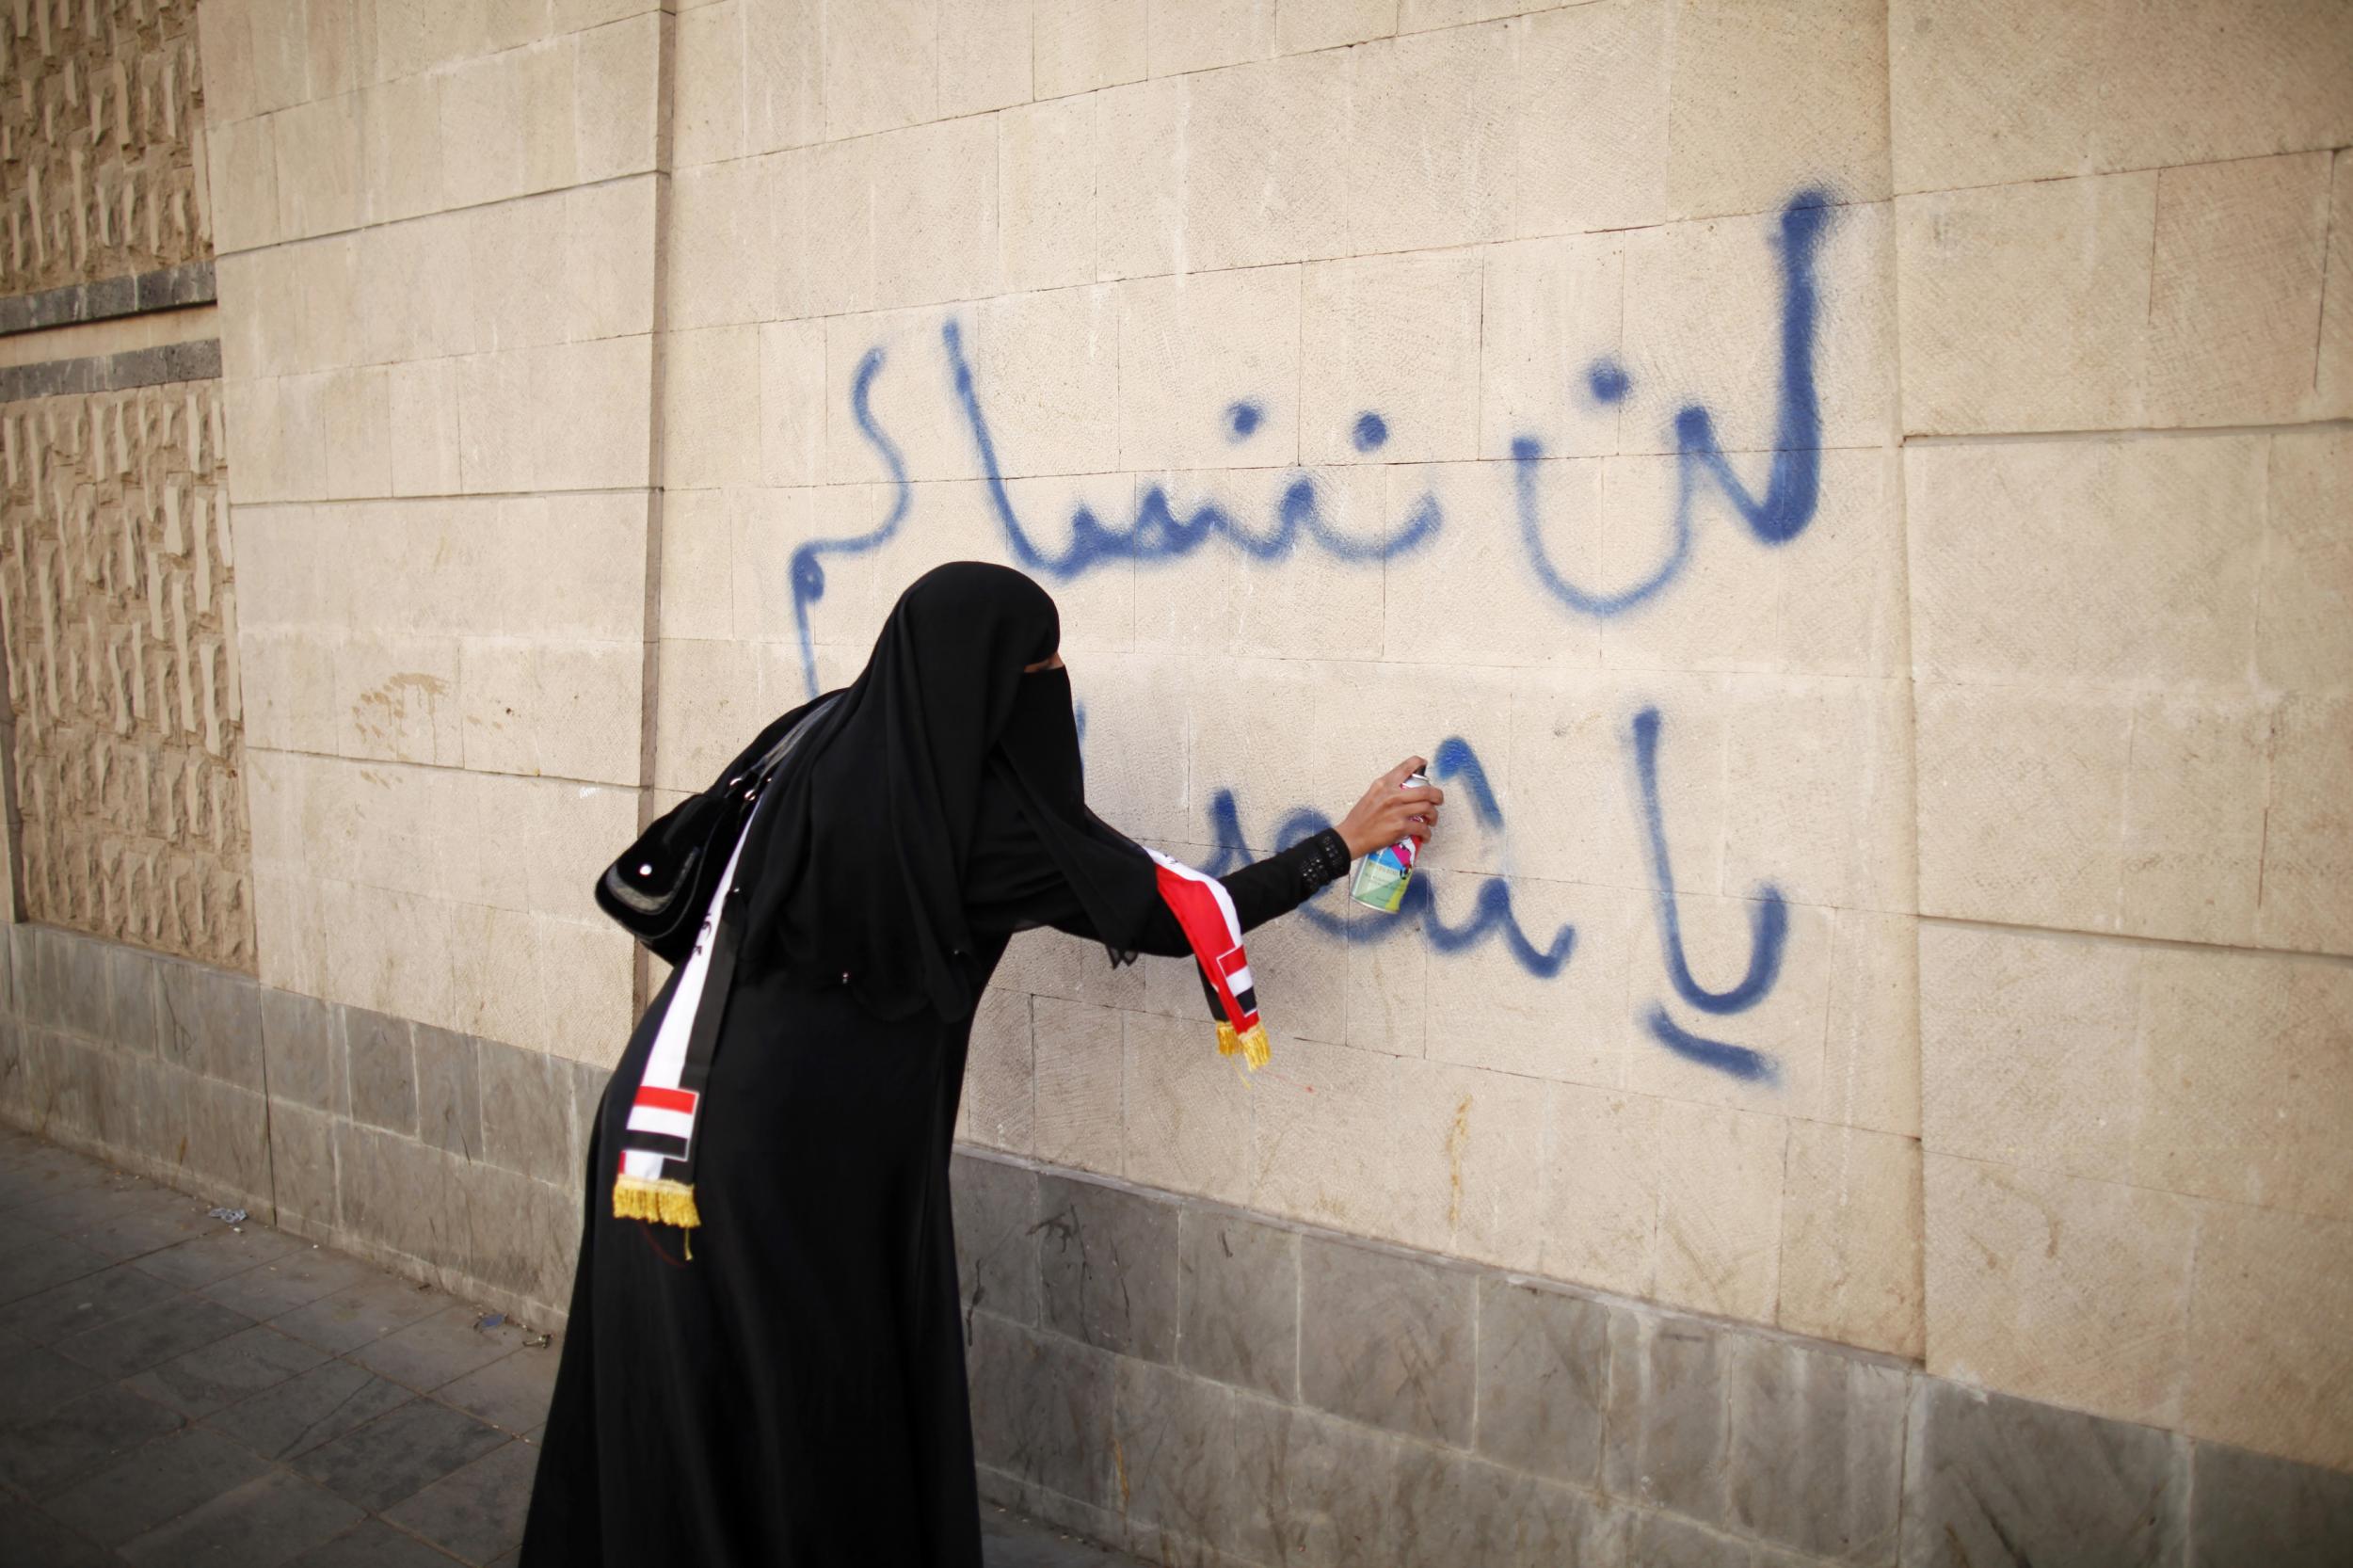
(664, 326, 761, 491)
(440, 42, 578, 212)
(758, 321, 827, 488)
(1480, 232, 1626, 461)
(1513, 0, 1670, 240)
(668, 152, 804, 330)
(1905, 435, 2266, 690)
(1621, 198, 1897, 457)
(938, 0, 1033, 118)
(821, 307, 978, 485)
(2117, 693, 2268, 947)
(467, 638, 643, 785)
(1150, 0, 1275, 77)
(1034, 0, 1147, 100)
(807, 138, 878, 317)
(575, 13, 663, 184)
(1181, 51, 1353, 273)
(455, 350, 537, 494)
(657, 488, 737, 640)
(1918, 923, 2142, 1182)
(1091, 75, 1185, 281)
(1778, 1121, 1922, 1359)
(1888, 0, 2353, 195)
(968, 285, 1123, 479)
(1539, 1084, 1659, 1301)
(1300, 253, 1481, 468)
(872, 115, 1002, 312)
(387, 359, 461, 498)
(1425, 872, 1641, 1089)
(1124, 1010, 1253, 1206)
(2260, 693, 2353, 957)
(1896, 174, 2157, 437)
(1279, 0, 1397, 54)
(963, 988, 1035, 1153)
(319, 366, 393, 500)
(1131, 470, 1386, 660)
(208, 111, 280, 254)
(1545, 1084, 1784, 1322)
(1665, 0, 1890, 220)
(651, 635, 780, 792)
(1000, 95, 1098, 293)
(1713, 677, 1914, 913)
(2260, 429, 2353, 694)
(2185, 1201, 2353, 1473)
(1923, 1153, 2192, 1432)
(744, 0, 824, 152)
(673, 0, 745, 168)
(1343, 24, 1513, 253)
(535, 336, 654, 490)
(1248, 1035, 1454, 1255)
(1504, 669, 1726, 895)
(466, 194, 573, 355)
(1820, 908, 1920, 1140)
(564, 177, 659, 341)
(1119, 266, 1302, 472)
(361, 72, 444, 224)
(1033, 997, 1125, 1176)
(2321, 151, 2353, 417)
(334, 630, 463, 764)
(1373, 458, 1601, 670)
(1404, 0, 1566, 27)
(824, 0, 936, 140)
(2146, 152, 2334, 428)
(2134, 947, 2353, 1224)
(1412, 1058, 1548, 1274)
(375, 0, 488, 84)
(1623, 891, 1835, 1118)
(200, 0, 260, 126)
(1915, 684, 2132, 933)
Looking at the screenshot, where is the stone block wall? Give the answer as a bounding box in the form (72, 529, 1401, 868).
(950, 1145, 2353, 1567)
(0, 375, 251, 968)
(198, 0, 662, 1050)
(1, 0, 213, 297)
(0, 920, 596, 1325)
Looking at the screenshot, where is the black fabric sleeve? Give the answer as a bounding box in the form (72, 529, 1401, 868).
(965, 801, 1353, 956)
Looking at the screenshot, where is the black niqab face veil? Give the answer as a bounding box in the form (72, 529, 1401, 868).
(742, 562, 1074, 1020)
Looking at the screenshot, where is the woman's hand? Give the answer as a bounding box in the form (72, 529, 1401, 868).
(1336, 758, 1444, 859)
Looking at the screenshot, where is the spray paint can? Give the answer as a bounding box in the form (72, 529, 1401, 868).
(1348, 770, 1431, 914)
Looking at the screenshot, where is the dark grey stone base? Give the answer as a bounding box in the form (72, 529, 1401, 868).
(0, 261, 216, 337)
(952, 1149, 2353, 1568)
(0, 336, 223, 403)
(6, 921, 2346, 1565)
(0, 922, 600, 1327)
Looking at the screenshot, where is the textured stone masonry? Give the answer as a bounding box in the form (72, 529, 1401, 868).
(0, 0, 213, 297)
(0, 371, 249, 968)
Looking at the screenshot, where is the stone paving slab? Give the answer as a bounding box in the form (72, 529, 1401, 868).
(0, 1125, 1144, 1566)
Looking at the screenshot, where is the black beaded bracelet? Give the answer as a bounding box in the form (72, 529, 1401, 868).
(1299, 829, 1352, 890)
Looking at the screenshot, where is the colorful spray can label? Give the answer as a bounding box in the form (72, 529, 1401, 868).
(1348, 770, 1430, 914)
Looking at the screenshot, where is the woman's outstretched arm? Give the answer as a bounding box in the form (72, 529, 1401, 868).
(964, 759, 1442, 954)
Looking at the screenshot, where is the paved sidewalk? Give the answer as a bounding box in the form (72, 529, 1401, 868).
(0, 1125, 1137, 1567)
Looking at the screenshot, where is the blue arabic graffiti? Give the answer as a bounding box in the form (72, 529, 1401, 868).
(782, 189, 1833, 697)
(1628, 706, 1784, 1083)
(1198, 738, 1576, 979)
(786, 348, 909, 690)
(1510, 193, 1830, 618)
(1192, 713, 1784, 1081)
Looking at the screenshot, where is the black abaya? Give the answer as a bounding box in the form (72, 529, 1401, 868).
(520, 776, 1350, 1566)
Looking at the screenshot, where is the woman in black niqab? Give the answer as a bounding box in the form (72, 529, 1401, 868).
(521, 563, 1441, 1567)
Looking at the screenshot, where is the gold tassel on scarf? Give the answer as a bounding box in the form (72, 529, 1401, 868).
(1215, 1020, 1273, 1070)
(613, 1175, 704, 1231)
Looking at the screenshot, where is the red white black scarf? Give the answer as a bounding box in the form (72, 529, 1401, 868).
(614, 833, 1269, 1240)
